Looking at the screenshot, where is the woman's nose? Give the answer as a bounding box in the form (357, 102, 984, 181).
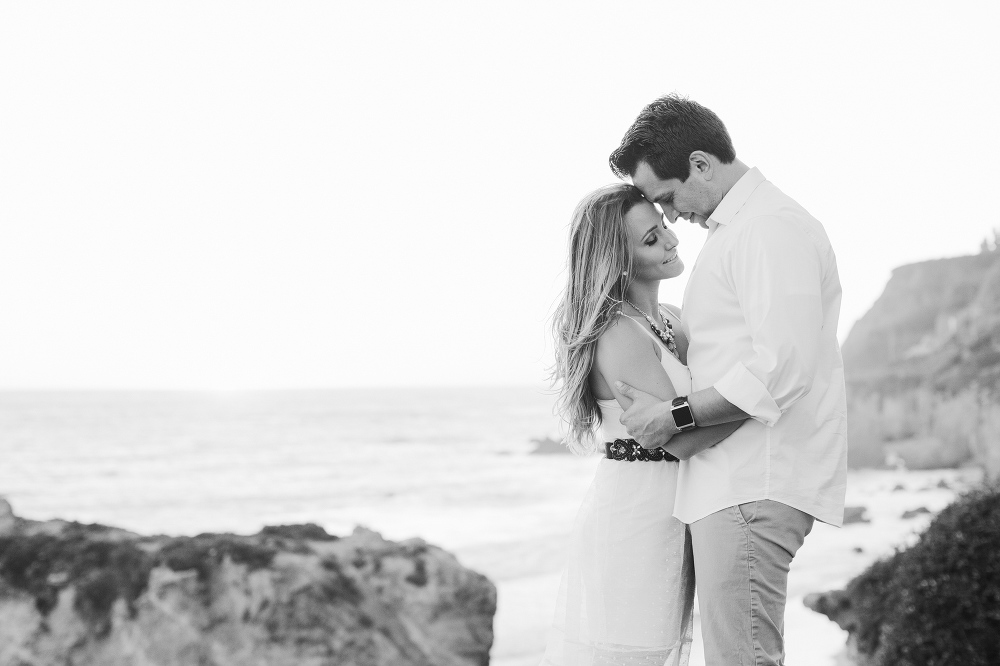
(664, 228, 679, 249)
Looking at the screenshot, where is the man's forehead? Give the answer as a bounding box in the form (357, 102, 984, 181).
(632, 162, 674, 199)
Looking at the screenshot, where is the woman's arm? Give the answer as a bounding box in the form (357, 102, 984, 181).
(660, 420, 746, 460)
(594, 318, 678, 408)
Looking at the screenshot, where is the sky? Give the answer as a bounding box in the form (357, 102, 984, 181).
(1, 1, 998, 390)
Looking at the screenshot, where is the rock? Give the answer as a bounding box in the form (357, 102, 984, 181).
(842, 506, 870, 525)
(852, 546, 864, 553)
(891, 484, 906, 492)
(0, 498, 15, 536)
(885, 437, 968, 470)
(529, 436, 569, 455)
(901, 506, 931, 519)
(842, 251, 1000, 479)
(0, 503, 495, 666)
(807, 487, 1000, 665)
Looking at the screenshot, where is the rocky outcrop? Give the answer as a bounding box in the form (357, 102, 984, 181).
(805, 486, 1000, 665)
(529, 436, 570, 455)
(843, 249, 1000, 477)
(0, 499, 496, 666)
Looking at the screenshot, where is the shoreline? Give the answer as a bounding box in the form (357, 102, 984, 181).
(482, 466, 982, 666)
(2, 466, 982, 665)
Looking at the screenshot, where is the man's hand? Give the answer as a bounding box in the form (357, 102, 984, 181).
(615, 381, 679, 449)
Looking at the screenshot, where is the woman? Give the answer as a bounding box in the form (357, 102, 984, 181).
(542, 184, 743, 666)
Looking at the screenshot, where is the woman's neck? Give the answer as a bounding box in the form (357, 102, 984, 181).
(623, 282, 661, 321)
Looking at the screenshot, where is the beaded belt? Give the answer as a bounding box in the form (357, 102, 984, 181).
(605, 439, 679, 462)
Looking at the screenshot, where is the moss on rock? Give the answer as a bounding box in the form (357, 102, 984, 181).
(0, 530, 154, 631)
(158, 534, 276, 582)
(258, 523, 338, 542)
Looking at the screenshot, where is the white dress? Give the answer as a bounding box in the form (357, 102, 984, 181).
(541, 315, 695, 666)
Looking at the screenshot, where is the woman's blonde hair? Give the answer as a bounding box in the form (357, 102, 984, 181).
(551, 183, 647, 454)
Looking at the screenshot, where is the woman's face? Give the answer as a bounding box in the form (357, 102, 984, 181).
(624, 200, 683, 281)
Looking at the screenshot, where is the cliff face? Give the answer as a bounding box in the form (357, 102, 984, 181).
(842, 249, 1000, 477)
(0, 499, 496, 666)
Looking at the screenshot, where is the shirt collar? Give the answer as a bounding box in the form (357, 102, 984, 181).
(707, 167, 766, 228)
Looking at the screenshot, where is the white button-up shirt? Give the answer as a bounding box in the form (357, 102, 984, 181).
(675, 167, 848, 527)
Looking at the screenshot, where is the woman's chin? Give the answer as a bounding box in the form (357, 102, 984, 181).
(663, 261, 685, 278)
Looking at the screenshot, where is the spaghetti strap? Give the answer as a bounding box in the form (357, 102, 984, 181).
(620, 311, 685, 368)
(660, 303, 682, 320)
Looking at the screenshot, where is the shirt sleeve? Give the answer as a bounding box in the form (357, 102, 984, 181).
(713, 215, 824, 426)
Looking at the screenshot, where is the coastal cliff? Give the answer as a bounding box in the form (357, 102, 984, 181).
(0, 499, 496, 666)
(842, 247, 1000, 477)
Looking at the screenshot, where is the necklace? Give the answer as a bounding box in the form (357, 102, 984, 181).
(623, 298, 679, 359)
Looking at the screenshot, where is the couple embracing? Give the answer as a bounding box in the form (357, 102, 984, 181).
(543, 95, 848, 666)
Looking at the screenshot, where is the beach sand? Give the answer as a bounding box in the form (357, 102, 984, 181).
(484, 466, 981, 666)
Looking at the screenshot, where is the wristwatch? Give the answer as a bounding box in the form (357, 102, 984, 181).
(670, 396, 696, 432)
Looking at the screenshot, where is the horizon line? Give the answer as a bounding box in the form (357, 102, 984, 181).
(0, 383, 555, 394)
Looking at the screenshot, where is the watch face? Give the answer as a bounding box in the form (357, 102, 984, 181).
(671, 401, 695, 429)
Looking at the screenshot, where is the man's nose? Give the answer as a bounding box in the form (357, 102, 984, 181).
(654, 201, 677, 224)
(660, 205, 680, 225)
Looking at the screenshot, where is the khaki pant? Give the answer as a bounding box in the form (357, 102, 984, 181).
(689, 500, 814, 666)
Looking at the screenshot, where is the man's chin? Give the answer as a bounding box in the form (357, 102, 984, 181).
(690, 214, 709, 229)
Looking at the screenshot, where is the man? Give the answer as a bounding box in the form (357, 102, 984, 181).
(608, 94, 847, 666)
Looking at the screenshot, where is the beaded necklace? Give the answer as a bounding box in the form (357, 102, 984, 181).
(622, 298, 680, 359)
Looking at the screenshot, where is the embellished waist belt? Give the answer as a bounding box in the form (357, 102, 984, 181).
(605, 439, 679, 462)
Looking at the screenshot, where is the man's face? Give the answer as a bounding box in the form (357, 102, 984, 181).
(632, 161, 714, 229)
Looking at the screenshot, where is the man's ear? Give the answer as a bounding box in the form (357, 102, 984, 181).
(688, 151, 714, 181)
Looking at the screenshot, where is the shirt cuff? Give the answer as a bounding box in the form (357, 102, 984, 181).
(713, 362, 782, 427)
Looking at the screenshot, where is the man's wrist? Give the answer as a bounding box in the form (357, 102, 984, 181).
(670, 396, 697, 432)
(658, 402, 681, 436)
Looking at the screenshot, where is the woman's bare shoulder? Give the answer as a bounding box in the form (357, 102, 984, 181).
(595, 316, 657, 361)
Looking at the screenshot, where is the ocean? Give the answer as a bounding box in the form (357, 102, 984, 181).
(0, 388, 979, 665)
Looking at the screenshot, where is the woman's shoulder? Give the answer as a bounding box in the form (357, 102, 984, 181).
(595, 314, 657, 358)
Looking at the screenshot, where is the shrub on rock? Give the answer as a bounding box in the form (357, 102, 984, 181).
(808, 486, 1000, 665)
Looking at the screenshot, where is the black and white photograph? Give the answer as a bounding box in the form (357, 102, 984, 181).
(2, 2, 999, 665)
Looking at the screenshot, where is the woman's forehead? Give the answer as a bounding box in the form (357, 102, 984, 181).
(625, 201, 661, 237)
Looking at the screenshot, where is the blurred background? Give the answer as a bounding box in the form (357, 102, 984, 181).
(2, 2, 998, 664)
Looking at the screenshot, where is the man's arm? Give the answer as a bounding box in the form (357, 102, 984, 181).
(662, 419, 746, 459)
(616, 383, 748, 450)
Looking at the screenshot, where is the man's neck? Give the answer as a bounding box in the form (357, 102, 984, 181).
(715, 159, 750, 199)
(701, 159, 750, 222)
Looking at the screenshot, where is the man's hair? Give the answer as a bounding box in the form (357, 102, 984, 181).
(609, 94, 737, 182)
